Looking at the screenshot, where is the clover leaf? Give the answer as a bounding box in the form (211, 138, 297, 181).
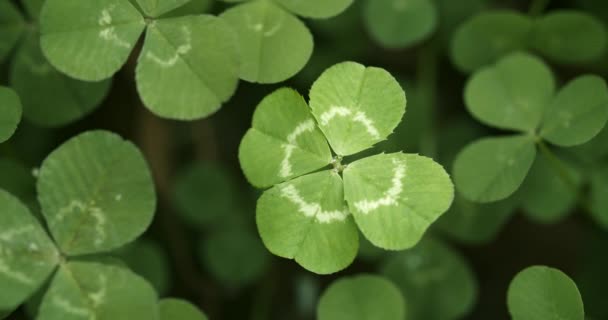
(508, 266, 584, 320)
(159, 298, 208, 320)
(0, 1, 24, 63)
(40, 0, 239, 120)
(0, 130, 158, 316)
(317, 274, 406, 320)
(451, 10, 607, 73)
(240, 61, 454, 273)
(0, 87, 22, 143)
(454, 52, 608, 203)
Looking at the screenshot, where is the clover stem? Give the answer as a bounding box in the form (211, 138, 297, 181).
(332, 155, 345, 173)
(528, 0, 551, 16)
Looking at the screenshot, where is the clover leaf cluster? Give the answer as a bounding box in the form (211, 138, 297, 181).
(239, 61, 454, 274)
(453, 52, 608, 203)
(37, 0, 353, 121)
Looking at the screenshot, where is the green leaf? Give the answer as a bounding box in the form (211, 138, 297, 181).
(274, 0, 353, 19)
(136, 15, 239, 120)
(0, 87, 22, 144)
(507, 265, 584, 320)
(0, 1, 24, 63)
(530, 10, 607, 64)
(257, 170, 358, 274)
(10, 35, 112, 127)
(37, 131, 156, 256)
(159, 299, 207, 320)
(590, 166, 608, 230)
(520, 152, 581, 223)
(317, 274, 406, 320)
(136, 0, 191, 17)
(239, 88, 332, 188)
(309, 62, 406, 156)
(381, 238, 477, 320)
(40, 0, 146, 81)
(343, 153, 453, 250)
(453, 135, 536, 203)
(220, 1, 313, 83)
(161, 0, 213, 17)
(22, 0, 46, 21)
(0, 190, 59, 311)
(568, 123, 608, 165)
(450, 11, 533, 73)
(363, 0, 438, 48)
(540, 75, 608, 147)
(199, 229, 269, 288)
(464, 52, 555, 132)
(38, 259, 159, 320)
(435, 193, 517, 245)
(115, 239, 171, 295)
(173, 162, 239, 229)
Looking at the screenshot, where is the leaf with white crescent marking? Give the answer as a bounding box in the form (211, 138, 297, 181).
(343, 153, 453, 250)
(0, 190, 59, 311)
(257, 170, 358, 274)
(309, 61, 406, 156)
(37, 131, 156, 256)
(38, 259, 159, 320)
(239, 88, 332, 188)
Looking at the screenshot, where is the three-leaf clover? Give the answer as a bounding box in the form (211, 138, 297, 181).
(0, 1, 112, 128)
(453, 52, 608, 203)
(0, 86, 22, 143)
(451, 10, 608, 73)
(239, 61, 454, 274)
(40, 0, 239, 120)
(219, 0, 353, 84)
(508, 266, 584, 320)
(0, 130, 158, 318)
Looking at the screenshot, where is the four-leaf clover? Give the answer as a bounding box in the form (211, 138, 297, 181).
(239, 61, 454, 274)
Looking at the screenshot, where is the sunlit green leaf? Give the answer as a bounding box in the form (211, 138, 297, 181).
(0, 1, 24, 63)
(530, 10, 607, 64)
(10, 35, 112, 127)
(38, 259, 159, 320)
(136, 0, 191, 17)
(343, 153, 453, 250)
(381, 238, 477, 320)
(199, 229, 269, 287)
(317, 274, 405, 320)
(40, 0, 146, 81)
(161, 0, 213, 17)
(0, 190, 59, 311)
(37, 131, 156, 256)
(136, 15, 240, 120)
(257, 170, 358, 274)
(220, 1, 313, 83)
(239, 88, 332, 188)
(540, 75, 608, 147)
(159, 298, 207, 320)
(309, 61, 406, 156)
(363, 0, 438, 48)
(0, 87, 22, 144)
(464, 52, 555, 132)
(508, 265, 584, 320)
(450, 11, 532, 73)
(453, 135, 536, 203)
(274, 0, 353, 19)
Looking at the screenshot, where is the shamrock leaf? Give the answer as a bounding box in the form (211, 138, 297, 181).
(0, 1, 24, 63)
(454, 52, 608, 203)
(274, 0, 353, 19)
(317, 274, 406, 320)
(508, 266, 584, 320)
(240, 61, 453, 273)
(0, 130, 159, 316)
(136, 0, 191, 17)
(0, 87, 22, 143)
(159, 298, 208, 320)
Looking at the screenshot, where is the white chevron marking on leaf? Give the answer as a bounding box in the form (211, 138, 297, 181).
(98, 6, 132, 49)
(354, 160, 407, 214)
(279, 119, 316, 178)
(319, 106, 380, 138)
(280, 184, 349, 223)
(146, 26, 192, 68)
